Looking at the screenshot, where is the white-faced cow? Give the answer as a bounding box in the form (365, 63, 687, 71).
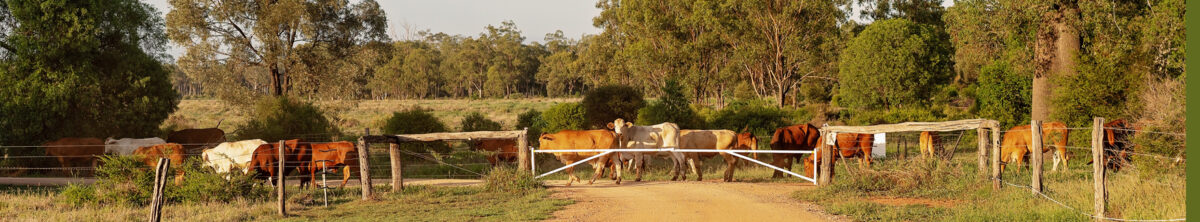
(608, 118, 684, 181)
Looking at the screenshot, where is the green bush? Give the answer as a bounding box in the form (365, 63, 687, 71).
(461, 112, 503, 131)
(636, 79, 702, 128)
(383, 106, 451, 154)
(842, 107, 944, 125)
(59, 183, 95, 206)
(976, 61, 1031, 128)
(235, 96, 340, 141)
(706, 99, 800, 137)
(483, 166, 543, 192)
(92, 155, 155, 206)
(516, 109, 547, 146)
(581, 85, 645, 128)
(168, 158, 269, 203)
(541, 103, 586, 133)
(836, 18, 953, 109)
(1052, 56, 1141, 127)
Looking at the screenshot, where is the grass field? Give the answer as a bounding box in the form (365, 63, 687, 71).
(0, 184, 569, 221)
(169, 98, 580, 136)
(792, 152, 1187, 221)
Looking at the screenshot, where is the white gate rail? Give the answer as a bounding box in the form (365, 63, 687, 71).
(530, 148, 817, 184)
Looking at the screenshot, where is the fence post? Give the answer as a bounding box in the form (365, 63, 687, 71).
(276, 140, 286, 216)
(389, 142, 403, 192)
(818, 132, 833, 186)
(358, 128, 374, 200)
(1030, 120, 1043, 194)
(518, 128, 531, 174)
(1092, 117, 1107, 221)
(978, 125, 988, 178)
(900, 134, 907, 160)
(992, 124, 1002, 190)
(148, 158, 169, 222)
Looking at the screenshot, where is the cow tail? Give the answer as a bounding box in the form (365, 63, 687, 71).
(215, 119, 224, 128)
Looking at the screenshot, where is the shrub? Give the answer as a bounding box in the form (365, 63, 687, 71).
(516, 109, 547, 145)
(581, 85, 645, 128)
(235, 96, 340, 141)
(461, 112, 503, 131)
(59, 183, 95, 206)
(483, 166, 543, 192)
(168, 158, 269, 203)
(976, 61, 1031, 128)
(92, 155, 155, 206)
(383, 106, 451, 154)
(541, 103, 586, 133)
(636, 79, 702, 128)
(707, 99, 800, 137)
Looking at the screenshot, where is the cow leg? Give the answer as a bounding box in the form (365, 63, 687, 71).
(588, 156, 609, 185)
(723, 155, 736, 182)
(613, 154, 623, 185)
(634, 155, 644, 182)
(339, 165, 351, 189)
(687, 156, 701, 181)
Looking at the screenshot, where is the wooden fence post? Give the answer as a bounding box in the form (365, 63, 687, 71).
(148, 158, 169, 222)
(277, 140, 286, 216)
(900, 134, 907, 160)
(818, 132, 833, 186)
(389, 142, 403, 192)
(358, 128, 374, 200)
(1030, 120, 1043, 194)
(992, 125, 1002, 190)
(518, 128, 530, 174)
(1092, 117, 1107, 221)
(978, 126, 988, 177)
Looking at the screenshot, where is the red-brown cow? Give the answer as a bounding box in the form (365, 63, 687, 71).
(247, 139, 313, 188)
(471, 139, 519, 167)
(309, 142, 357, 188)
(166, 128, 226, 155)
(133, 143, 186, 185)
(43, 138, 105, 176)
(769, 124, 821, 178)
(802, 133, 874, 178)
(1092, 119, 1134, 171)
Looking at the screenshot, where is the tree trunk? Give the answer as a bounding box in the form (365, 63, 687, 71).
(1032, 2, 1079, 121)
(271, 66, 284, 96)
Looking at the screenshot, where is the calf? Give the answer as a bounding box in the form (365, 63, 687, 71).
(471, 139, 519, 167)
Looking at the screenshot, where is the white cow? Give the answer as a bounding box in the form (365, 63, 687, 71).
(202, 139, 266, 175)
(608, 118, 684, 181)
(104, 137, 166, 155)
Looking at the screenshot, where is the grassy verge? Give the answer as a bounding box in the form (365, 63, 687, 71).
(792, 152, 1186, 221)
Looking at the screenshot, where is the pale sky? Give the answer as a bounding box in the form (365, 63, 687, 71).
(145, 0, 952, 61)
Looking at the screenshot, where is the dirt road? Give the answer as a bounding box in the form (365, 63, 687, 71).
(546, 180, 840, 222)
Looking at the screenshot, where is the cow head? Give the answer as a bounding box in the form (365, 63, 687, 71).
(737, 132, 759, 159)
(105, 137, 117, 145)
(607, 118, 634, 135)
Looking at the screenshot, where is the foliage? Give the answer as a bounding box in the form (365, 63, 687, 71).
(706, 99, 799, 137)
(836, 18, 953, 110)
(536, 31, 585, 97)
(636, 79, 702, 128)
(169, 158, 269, 203)
(460, 112, 503, 132)
(515, 109, 547, 145)
(0, 0, 179, 147)
(483, 166, 543, 192)
(975, 61, 1031, 128)
(91, 156, 156, 206)
(841, 107, 944, 126)
(1051, 57, 1142, 127)
(581, 85, 645, 128)
(59, 184, 95, 207)
(540, 103, 586, 134)
(235, 96, 340, 141)
(383, 106, 451, 154)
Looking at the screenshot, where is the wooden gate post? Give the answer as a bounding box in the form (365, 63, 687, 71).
(1030, 120, 1044, 194)
(389, 142, 403, 192)
(1092, 117, 1107, 221)
(358, 128, 374, 200)
(817, 132, 833, 186)
(518, 128, 531, 173)
(992, 125, 1002, 190)
(276, 140, 286, 216)
(978, 125, 988, 177)
(148, 158, 169, 222)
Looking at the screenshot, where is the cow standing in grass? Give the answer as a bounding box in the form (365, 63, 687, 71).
(999, 122, 1070, 173)
(919, 131, 940, 159)
(134, 143, 186, 185)
(538, 130, 621, 186)
(309, 141, 357, 188)
(42, 137, 105, 176)
(247, 139, 312, 188)
(609, 118, 683, 181)
(202, 139, 267, 175)
(769, 124, 821, 178)
(802, 133, 874, 178)
(471, 139, 519, 167)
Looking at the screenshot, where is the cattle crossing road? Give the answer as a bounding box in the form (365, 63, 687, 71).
(0, 177, 481, 187)
(546, 180, 840, 222)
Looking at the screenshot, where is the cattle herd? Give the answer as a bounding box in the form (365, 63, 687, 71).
(28, 118, 1138, 187)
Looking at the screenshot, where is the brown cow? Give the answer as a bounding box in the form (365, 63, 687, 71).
(802, 133, 874, 178)
(678, 130, 760, 182)
(166, 128, 226, 155)
(42, 138, 105, 176)
(133, 143, 186, 185)
(769, 124, 821, 178)
(471, 139, 519, 167)
(247, 140, 313, 188)
(999, 122, 1070, 173)
(1091, 119, 1134, 171)
(538, 130, 621, 186)
(919, 131, 941, 159)
(309, 141, 357, 188)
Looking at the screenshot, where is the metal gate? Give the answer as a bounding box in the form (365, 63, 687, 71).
(530, 148, 817, 184)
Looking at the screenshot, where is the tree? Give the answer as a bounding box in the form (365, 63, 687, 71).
(856, 0, 946, 27)
(167, 0, 388, 98)
(461, 112, 502, 131)
(536, 31, 584, 96)
(728, 0, 844, 107)
(0, 0, 179, 146)
(835, 19, 952, 109)
(581, 85, 645, 128)
(976, 61, 1031, 128)
(637, 79, 701, 128)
